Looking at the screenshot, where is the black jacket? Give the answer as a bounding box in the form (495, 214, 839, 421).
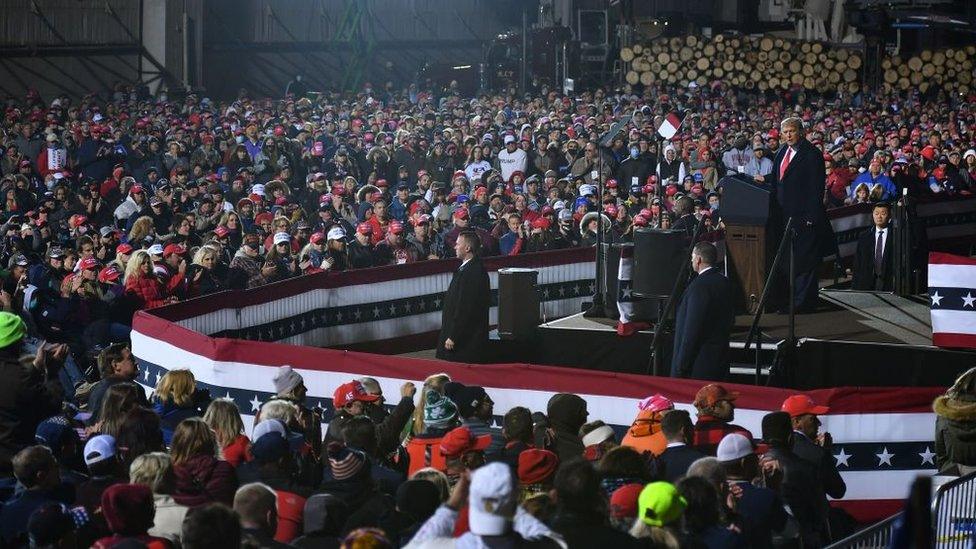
(770, 138, 838, 273)
(792, 431, 847, 499)
(0, 347, 63, 474)
(436, 256, 490, 363)
(763, 445, 829, 548)
(670, 268, 735, 380)
(852, 225, 893, 291)
(657, 444, 707, 483)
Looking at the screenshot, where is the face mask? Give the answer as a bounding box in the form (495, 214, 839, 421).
(630, 147, 639, 159)
(235, 136, 244, 144)
(710, 203, 719, 210)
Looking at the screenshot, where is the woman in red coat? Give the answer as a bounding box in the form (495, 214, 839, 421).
(171, 418, 238, 507)
(123, 250, 171, 309)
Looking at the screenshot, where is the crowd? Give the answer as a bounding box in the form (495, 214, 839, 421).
(0, 81, 974, 367)
(9, 296, 927, 548)
(0, 78, 975, 547)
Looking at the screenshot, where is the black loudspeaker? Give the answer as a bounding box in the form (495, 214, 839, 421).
(632, 229, 689, 298)
(604, 243, 660, 321)
(498, 268, 539, 340)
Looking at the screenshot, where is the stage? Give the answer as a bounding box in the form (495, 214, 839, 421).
(487, 289, 976, 389)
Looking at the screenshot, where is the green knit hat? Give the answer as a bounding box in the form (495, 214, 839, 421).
(423, 389, 458, 429)
(0, 312, 26, 349)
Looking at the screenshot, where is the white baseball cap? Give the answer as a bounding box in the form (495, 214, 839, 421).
(503, 134, 516, 145)
(147, 244, 164, 256)
(252, 418, 287, 441)
(84, 434, 116, 466)
(468, 462, 517, 536)
(716, 433, 753, 462)
(327, 226, 346, 241)
(273, 232, 291, 245)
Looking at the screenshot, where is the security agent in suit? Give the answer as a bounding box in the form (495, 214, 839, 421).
(852, 202, 894, 291)
(670, 242, 735, 380)
(656, 409, 707, 482)
(770, 117, 838, 312)
(436, 230, 490, 363)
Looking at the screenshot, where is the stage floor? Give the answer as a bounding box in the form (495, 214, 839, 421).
(733, 290, 933, 347)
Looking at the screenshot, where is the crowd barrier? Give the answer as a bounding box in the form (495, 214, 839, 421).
(132, 247, 947, 525)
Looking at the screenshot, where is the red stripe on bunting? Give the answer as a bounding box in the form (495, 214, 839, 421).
(929, 251, 976, 266)
(832, 499, 902, 525)
(932, 332, 976, 348)
(133, 311, 944, 414)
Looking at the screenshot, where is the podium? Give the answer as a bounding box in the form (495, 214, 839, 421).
(719, 174, 773, 313)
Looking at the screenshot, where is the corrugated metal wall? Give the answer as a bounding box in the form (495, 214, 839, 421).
(0, 0, 138, 45)
(0, 0, 519, 100)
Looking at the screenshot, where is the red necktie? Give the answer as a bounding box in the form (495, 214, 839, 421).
(780, 147, 793, 180)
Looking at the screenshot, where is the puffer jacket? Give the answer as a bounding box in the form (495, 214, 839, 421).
(173, 454, 237, 507)
(934, 393, 976, 473)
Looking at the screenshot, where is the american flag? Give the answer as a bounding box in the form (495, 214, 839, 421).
(929, 252, 976, 349)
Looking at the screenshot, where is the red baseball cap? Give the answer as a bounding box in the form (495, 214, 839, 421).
(356, 223, 372, 235)
(78, 257, 100, 271)
(98, 265, 122, 283)
(333, 381, 380, 409)
(310, 232, 326, 244)
(439, 426, 491, 459)
(116, 243, 134, 255)
(531, 217, 551, 230)
(453, 209, 469, 221)
(781, 395, 829, 418)
(517, 448, 559, 485)
(163, 244, 185, 258)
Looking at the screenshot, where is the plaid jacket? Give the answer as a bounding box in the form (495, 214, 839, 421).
(691, 414, 755, 456)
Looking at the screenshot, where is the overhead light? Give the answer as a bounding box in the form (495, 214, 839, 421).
(452, 65, 472, 70)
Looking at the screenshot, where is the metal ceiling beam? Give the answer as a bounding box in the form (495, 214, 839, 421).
(0, 44, 142, 58)
(204, 39, 484, 54)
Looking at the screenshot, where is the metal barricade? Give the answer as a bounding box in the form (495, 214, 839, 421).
(825, 513, 903, 549)
(932, 470, 976, 548)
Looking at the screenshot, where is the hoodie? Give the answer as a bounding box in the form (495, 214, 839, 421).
(546, 393, 587, 463)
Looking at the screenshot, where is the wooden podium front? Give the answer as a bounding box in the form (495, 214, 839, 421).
(717, 174, 774, 314)
(724, 224, 767, 314)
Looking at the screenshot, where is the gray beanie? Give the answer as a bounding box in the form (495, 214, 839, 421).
(273, 365, 303, 396)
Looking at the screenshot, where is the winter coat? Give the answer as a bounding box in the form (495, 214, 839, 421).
(148, 494, 189, 544)
(0, 347, 63, 473)
(124, 274, 169, 310)
(934, 393, 976, 473)
(173, 454, 238, 507)
(546, 394, 587, 463)
(153, 399, 202, 446)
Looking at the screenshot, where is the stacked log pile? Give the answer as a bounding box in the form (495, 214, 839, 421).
(622, 34, 975, 94)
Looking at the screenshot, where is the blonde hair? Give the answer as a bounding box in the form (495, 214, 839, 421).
(629, 520, 680, 549)
(411, 467, 450, 501)
(130, 452, 175, 494)
(203, 398, 245, 448)
(170, 417, 218, 465)
(155, 369, 197, 407)
(123, 249, 153, 284)
(412, 373, 452, 435)
(128, 215, 156, 243)
(192, 245, 217, 267)
(258, 399, 297, 425)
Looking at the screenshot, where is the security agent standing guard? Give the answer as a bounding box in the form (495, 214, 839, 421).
(851, 202, 893, 291)
(436, 231, 490, 363)
(671, 242, 735, 380)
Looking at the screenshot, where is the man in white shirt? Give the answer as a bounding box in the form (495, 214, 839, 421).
(496, 134, 528, 183)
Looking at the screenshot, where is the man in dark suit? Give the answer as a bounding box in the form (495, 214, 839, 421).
(656, 409, 706, 483)
(436, 231, 490, 363)
(671, 242, 734, 380)
(782, 394, 847, 501)
(852, 202, 893, 291)
(670, 196, 698, 235)
(770, 117, 838, 312)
